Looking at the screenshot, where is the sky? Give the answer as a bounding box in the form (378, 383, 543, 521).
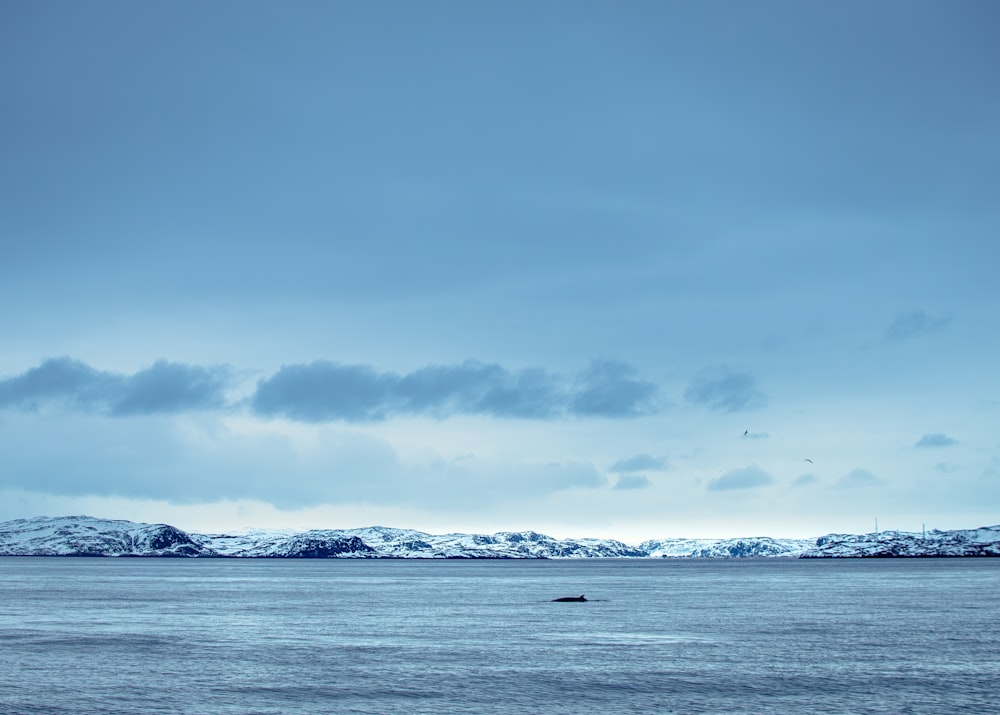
(1, 1, 998, 541)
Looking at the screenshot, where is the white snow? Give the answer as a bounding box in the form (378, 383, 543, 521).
(1, 516, 998, 559)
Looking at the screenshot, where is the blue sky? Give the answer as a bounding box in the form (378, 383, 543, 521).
(1, 1, 998, 539)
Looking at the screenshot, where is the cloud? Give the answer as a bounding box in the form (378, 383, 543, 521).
(112, 361, 234, 415)
(251, 361, 396, 422)
(685, 367, 767, 413)
(609, 453, 668, 473)
(792, 473, 818, 487)
(3, 356, 660, 424)
(915, 433, 958, 448)
(0, 358, 232, 416)
(613, 475, 651, 490)
(568, 359, 658, 417)
(885, 310, 951, 342)
(396, 362, 562, 419)
(253, 358, 658, 423)
(835, 468, 882, 489)
(0, 358, 105, 410)
(0, 411, 607, 510)
(707, 465, 774, 491)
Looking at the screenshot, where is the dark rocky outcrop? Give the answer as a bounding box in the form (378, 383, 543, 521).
(275, 536, 376, 558)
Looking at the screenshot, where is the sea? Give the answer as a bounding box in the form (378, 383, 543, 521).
(1, 557, 997, 715)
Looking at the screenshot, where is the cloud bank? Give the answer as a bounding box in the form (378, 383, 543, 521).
(792, 473, 818, 488)
(252, 358, 658, 423)
(0, 358, 232, 416)
(915, 433, 958, 448)
(685, 367, 767, 413)
(1, 357, 659, 424)
(609, 454, 668, 473)
(613, 475, 652, 490)
(0, 409, 608, 510)
(707, 465, 774, 491)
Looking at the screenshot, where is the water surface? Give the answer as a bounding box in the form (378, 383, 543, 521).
(1, 557, 997, 714)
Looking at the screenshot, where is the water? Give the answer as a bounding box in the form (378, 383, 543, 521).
(1, 558, 997, 714)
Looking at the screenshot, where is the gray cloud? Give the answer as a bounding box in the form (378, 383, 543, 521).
(113, 361, 234, 415)
(915, 433, 958, 448)
(613, 475, 652, 490)
(0, 358, 105, 410)
(3, 356, 659, 424)
(885, 310, 951, 342)
(685, 367, 767, 413)
(568, 359, 658, 417)
(251, 361, 395, 422)
(835, 468, 882, 489)
(395, 362, 562, 419)
(707, 465, 774, 491)
(609, 453, 668, 473)
(0, 358, 231, 416)
(253, 358, 658, 423)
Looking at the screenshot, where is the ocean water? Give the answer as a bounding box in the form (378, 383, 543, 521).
(1, 558, 997, 715)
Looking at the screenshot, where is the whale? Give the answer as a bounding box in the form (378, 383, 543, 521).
(551, 595, 587, 602)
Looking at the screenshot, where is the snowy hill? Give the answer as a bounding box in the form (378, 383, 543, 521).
(195, 526, 648, 558)
(800, 526, 1000, 558)
(640, 536, 816, 558)
(0, 516, 212, 557)
(1, 516, 998, 558)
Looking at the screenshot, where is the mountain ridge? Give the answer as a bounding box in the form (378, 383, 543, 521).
(1, 516, 998, 558)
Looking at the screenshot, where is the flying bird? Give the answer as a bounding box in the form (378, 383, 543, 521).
(803, 458, 813, 464)
(743, 430, 749, 436)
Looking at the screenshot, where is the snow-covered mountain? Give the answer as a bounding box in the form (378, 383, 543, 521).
(640, 536, 816, 558)
(800, 527, 1000, 558)
(0, 516, 211, 557)
(1, 516, 998, 558)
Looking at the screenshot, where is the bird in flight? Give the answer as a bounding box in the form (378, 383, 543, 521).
(743, 430, 749, 436)
(803, 458, 813, 464)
